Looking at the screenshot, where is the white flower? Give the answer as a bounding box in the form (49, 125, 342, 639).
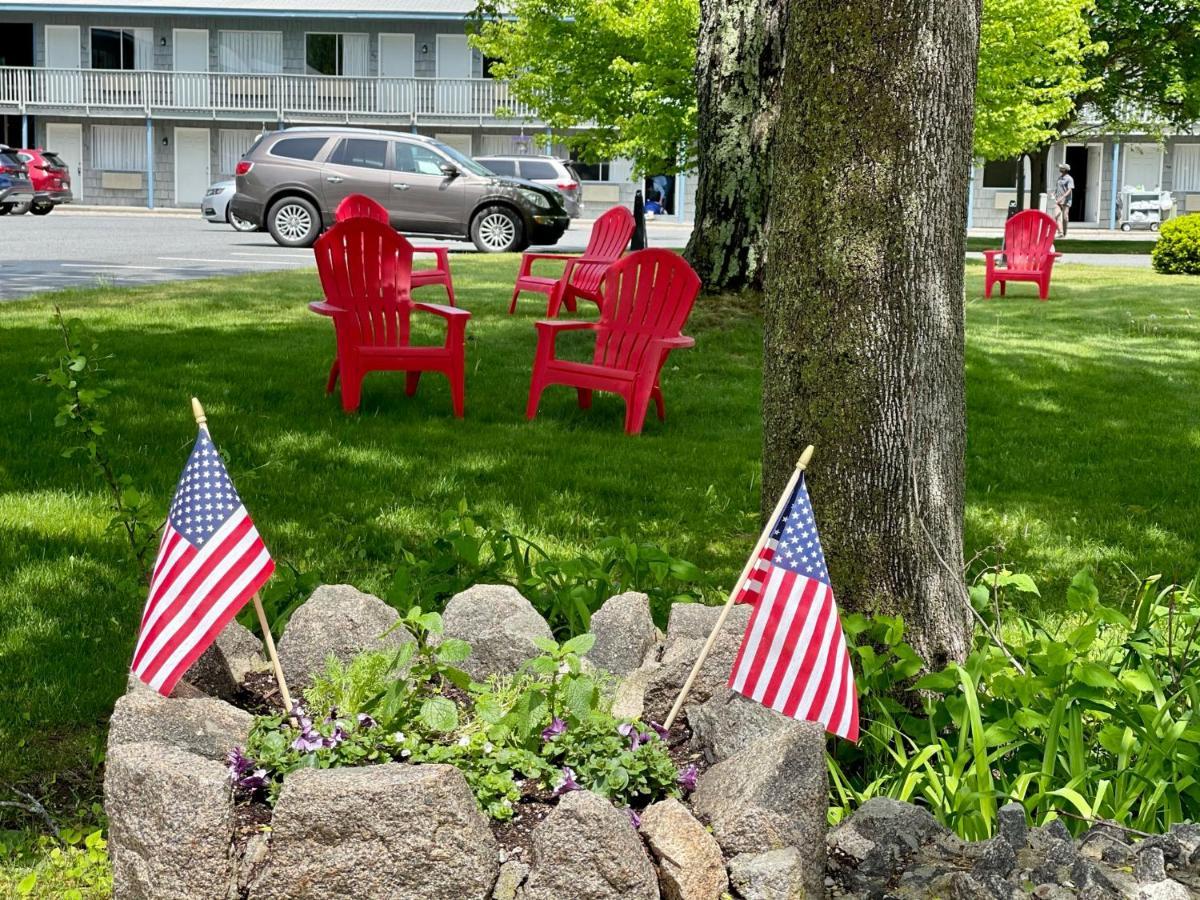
(483, 741, 495, 754)
(392, 731, 405, 743)
(400, 749, 411, 758)
(458, 735, 470, 747)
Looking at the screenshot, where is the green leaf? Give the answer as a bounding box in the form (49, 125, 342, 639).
(561, 633, 596, 656)
(436, 638, 472, 663)
(17, 872, 36, 895)
(914, 669, 958, 692)
(1074, 661, 1119, 690)
(1067, 570, 1099, 611)
(532, 636, 560, 654)
(969, 584, 992, 612)
(1118, 669, 1155, 694)
(529, 656, 559, 675)
(420, 696, 459, 732)
(563, 675, 597, 720)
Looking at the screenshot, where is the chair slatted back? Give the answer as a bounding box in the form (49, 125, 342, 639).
(593, 249, 700, 372)
(571, 206, 636, 294)
(314, 218, 414, 348)
(335, 193, 390, 225)
(1005, 210, 1058, 271)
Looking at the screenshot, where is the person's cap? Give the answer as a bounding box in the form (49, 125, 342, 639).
(1059, 163, 1071, 171)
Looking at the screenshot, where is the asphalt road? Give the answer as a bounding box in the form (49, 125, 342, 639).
(0, 209, 694, 301)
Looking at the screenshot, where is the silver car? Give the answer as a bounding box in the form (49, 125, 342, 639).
(201, 180, 258, 232)
(475, 155, 583, 217)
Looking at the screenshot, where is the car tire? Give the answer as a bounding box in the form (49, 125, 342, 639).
(0, 205, 9, 216)
(227, 206, 258, 232)
(471, 205, 524, 253)
(30, 201, 53, 216)
(267, 196, 321, 248)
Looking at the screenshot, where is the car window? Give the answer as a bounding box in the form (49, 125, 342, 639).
(330, 138, 388, 170)
(269, 137, 329, 161)
(17, 153, 33, 163)
(483, 159, 517, 176)
(392, 142, 448, 176)
(0, 151, 23, 168)
(520, 161, 559, 180)
(42, 153, 67, 169)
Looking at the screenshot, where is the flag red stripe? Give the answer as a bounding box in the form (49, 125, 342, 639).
(142, 529, 188, 628)
(759, 578, 820, 708)
(739, 569, 797, 699)
(780, 588, 835, 718)
(132, 515, 253, 668)
(728, 580, 772, 685)
(794, 594, 842, 721)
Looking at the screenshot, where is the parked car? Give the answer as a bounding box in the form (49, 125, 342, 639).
(0, 146, 36, 216)
(476, 155, 583, 217)
(230, 128, 571, 252)
(201, 180, 259, 232)
(13, 148, 72, 214)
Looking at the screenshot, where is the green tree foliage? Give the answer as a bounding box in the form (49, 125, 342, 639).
(469, 0, 698, 173)
(974, 0, 1099, 160)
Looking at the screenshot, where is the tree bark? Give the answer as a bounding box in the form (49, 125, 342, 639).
(683, 0, 789, 291)
(761, 0, 980, 667)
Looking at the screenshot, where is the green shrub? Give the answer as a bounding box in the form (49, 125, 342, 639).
(1151, 215, 1200, 274)
(829, 570, 1200, 839)
(0, 828, 111, 899)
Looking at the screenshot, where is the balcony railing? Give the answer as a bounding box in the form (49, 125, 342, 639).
(0, 67, 538, 123)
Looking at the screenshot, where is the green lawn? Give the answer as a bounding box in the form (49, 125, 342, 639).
(1, 255, 1197, 785)
(966, 236, 1156, 255)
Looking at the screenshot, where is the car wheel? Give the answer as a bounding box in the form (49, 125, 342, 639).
(0, 205, 9, 216)
(227, 206, 258, 232)
(471, 205, 524, 253)
(30, 201, 53, 216)
(8, 200, 31, 215)
(268, 196, 321, 248)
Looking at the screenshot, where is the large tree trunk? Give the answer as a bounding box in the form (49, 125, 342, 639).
(761, 0, 980, 667)
(683, 0, 788, 291)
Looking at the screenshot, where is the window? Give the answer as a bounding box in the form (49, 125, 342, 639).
(330, 138, 388, 169)
(305, 33, 368, 76)
(219, 129, 262, 175)
(982, 159, 1018, 188)
(483, 159, 517, 176)
(90, 27, 152, 70)
(1175, 145, 1200, 192)
(571, 160, 610, 181)
(393, 142, 447, 176)
(481, 55, 502, 78)
(92, 125, 145, 171)
(218, 31, 282, 73)
(520, 160, 559, 180)
(269, 137, 328, 161)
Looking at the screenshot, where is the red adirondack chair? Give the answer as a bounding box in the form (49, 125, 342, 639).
(984, 210, 1062, 300)
(508, 206, 635, 317)
(334, 193, 458, 306)
(526, 249, 700, 435)
(309, 217, 470, 416)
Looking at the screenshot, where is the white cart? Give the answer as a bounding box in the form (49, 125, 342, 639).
(1120, 190, 1172, 232)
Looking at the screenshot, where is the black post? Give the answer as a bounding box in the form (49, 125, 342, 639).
(631, 190, 647, 250)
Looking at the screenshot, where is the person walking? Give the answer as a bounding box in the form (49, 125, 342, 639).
(1054, 163, 1074, 237)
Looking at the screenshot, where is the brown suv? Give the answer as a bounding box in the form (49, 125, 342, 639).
(230, 128, 570, 252)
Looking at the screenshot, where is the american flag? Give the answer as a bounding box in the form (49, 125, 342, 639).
(728, 473, 859, 741)
(130, 427, 274, 695)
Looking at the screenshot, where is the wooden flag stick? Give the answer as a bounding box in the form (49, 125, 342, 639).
(191, 397, 296, 716)
(662, 445, 815, 730)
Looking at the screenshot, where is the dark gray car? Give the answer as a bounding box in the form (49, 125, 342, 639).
(230, 128, 570, 252)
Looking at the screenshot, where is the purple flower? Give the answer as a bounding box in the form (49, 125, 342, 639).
(678, 764, 698, 793)
(237, 768, 270, 792)
(626, 808, 641, 829)
(650, 721, 670, 741)
(323, 707, 341, 724)
(356, 713, 376, 730)
(226, 747, 255, 782)
(291, 732, 325, 752)
(552, 766, 580, 797)
(541, 718, 567, 742)
(324, 725, 349, 747)
(617, 722, 634, 737)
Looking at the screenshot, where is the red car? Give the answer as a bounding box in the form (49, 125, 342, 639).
(12, 148, 72, 215)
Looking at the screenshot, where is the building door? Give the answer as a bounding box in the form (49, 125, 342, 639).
(45, 122, 82, 201)
(173, 29, 209, 107)
(1124, 143, 1163, 192)
(1064, 146, 1090, 224)
(435, 35, 471, 115)
(378, 33, 414, 113)
(174, 127, 210, 206)
(44, 25, 81, 104)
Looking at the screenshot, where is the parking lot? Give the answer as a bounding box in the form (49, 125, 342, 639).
(0, 209, 694, 301)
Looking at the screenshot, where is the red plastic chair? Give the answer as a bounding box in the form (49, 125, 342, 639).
(309, 217, 470, 416)
(334, 193, 457, 307)
(984, 210, 1062, 300)
(526, 249, 700, 435)
(509, 206, 635, 317)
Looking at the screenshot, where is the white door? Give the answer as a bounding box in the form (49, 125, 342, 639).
(435, 35, 471, 115)
(173, 29, 209, 107)
(44, 25, 81, 103)
(45, 123, 83, 202)
(378, 33, 414, 113)
(174, 127, 210, 206)
(1124, 143, 1163, 192)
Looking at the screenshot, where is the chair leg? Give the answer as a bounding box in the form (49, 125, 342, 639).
(449, 364, 465, 419)
(340, 367, 363, 413)
(406, 371, 421, 396)
(1038, 279, 1050, 301)
(624, 379, 656, 435)
(1000, 281, 1007, 296)
(577, 388, 592, 410)
(508, 286, 522, 314)
(651, 384, 665, 421)
(546, 284, 562, 318)
(325, 359, 340, 394)
(526, 379, 547, 421)
(444, 276, 456, 308)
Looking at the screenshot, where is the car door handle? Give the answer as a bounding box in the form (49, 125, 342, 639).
(392, 183, 409, 191)
(326, 175, 344, 184)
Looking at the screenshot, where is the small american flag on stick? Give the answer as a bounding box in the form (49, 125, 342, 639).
(728, 470, 859, 742)
(131, 422, 274, 696)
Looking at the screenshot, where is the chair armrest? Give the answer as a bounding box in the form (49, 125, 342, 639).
(980, 250, 1003, 259)
(308, 300, 342, 317)
(411, 246, 450, 268)
(414, 302, 470, 320)
(653, 335, 695, 350)
(520, 252, 579, 279)
(1051, 252, 1064, 260)
(533, 319, 596, 333)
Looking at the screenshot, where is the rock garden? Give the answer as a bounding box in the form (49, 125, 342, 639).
(103, 583, 1200, 900)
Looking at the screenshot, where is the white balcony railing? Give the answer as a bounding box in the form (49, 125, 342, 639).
(0, 66, 538, 123)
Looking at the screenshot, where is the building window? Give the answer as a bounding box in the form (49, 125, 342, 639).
(218, 31, 282, 74)
(982, 159, 1018, 188)
(92, 125, 145, 171)
(305, 33, 368, 77)
(219, 129, 262, 175)
(572, 160, 610, 182)
(90, 27, 152, 70)
(1175, 145, 1200, 192)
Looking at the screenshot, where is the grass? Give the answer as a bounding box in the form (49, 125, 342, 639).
(966, 236, 1156, 255)
(1, 254, 1197, 788)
